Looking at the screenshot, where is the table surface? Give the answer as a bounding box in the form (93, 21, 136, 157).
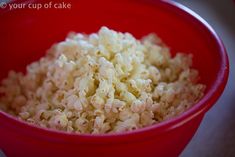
(176, 0, 235, 157)
(0, 0, 235, 157)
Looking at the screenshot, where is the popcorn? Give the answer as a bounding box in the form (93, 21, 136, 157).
(148, 66, 161, 84)
(0, 27, 205, 134)
(90, 94, 105, 109)
(48, 112, 68, 129)
(131, 99, 146, 113)
(19, 111, 30, 120)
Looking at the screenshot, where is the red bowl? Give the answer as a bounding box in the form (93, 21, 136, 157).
(0, 0, 229, 157)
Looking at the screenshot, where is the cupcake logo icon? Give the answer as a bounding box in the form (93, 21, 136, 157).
(0, 2, 7, 9)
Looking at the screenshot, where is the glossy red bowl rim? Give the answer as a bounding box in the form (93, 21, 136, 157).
(0, 0, 229, 144)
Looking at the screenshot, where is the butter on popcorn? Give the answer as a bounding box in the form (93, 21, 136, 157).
(0, 27, 205, 134)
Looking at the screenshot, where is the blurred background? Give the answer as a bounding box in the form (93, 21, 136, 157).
(175, 0, 235, 157)
(0, 0, 234, 157)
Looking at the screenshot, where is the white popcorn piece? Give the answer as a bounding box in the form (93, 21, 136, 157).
(131, 100, 145, 113)
(149, 66, 161, 84)
(48, 113, 68, 129)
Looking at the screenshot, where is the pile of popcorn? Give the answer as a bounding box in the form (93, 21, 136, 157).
(0, 27, 205, 134)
